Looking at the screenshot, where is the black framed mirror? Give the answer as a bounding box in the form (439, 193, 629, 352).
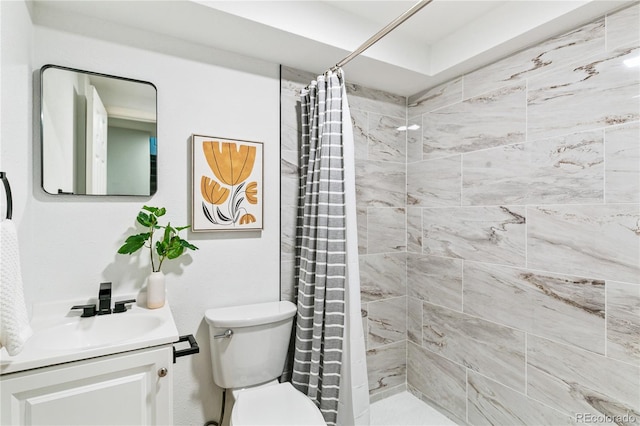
(40, 65, 157, 196)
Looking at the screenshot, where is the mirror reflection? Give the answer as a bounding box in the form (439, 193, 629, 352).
(41, 65, 157, 196)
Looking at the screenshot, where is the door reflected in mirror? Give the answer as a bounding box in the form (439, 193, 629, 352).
(40, 65, 157, 196)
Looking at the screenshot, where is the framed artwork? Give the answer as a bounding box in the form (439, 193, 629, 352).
(191, 134, 263, 231)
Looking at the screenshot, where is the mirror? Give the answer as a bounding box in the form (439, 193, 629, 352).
(40, 65, 157, 196)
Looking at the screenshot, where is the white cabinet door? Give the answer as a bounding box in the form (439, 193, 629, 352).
(0, 346, 172, 425)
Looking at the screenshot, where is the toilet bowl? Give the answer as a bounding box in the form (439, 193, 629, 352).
(230, 382, 325, 426)
(205, 301, 326, 426)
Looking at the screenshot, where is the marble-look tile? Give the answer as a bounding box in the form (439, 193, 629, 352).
(402, 385, 470, 426)
(527, 204, 640, 283)
(406, 207, 422, 254)
(463, 130, 604, 205)
(367, 341, 407, 396)
(359, 253, 407, 303)
(528, 131, 604, 203)
(368, 297, 407, 349)
(280, 149, 300, 208)
(369, 383, 406, 404)
(462, 143, 528, 205)
(422, 302, 526, 390)
(368, 208, 406, 254)
(280, 67, 310, 154)
(464, 262, 606, 353)
(355, 160, 405, 207)
(607, 281, 640, 364)
(607, 3, 640, 51)
(346, 82, 406, 118)
(407, 341, 467, 422)
(408, 77, 463, 116)
(407, 156, 462, 207)
(357, 206, 367, 255)
(280, 90, 301, 152)
(280, 207, 297, 264)
(422, 206, 526, 266)
(281, 66, 316, 87)
(407, 254, 462, 311)
(350, 108, 369, 161)
(468, 371, 572, 426)
(406, 116, 423, 163)
(605, 123, 640, 203)
(528, 45, 640, 140)
(362, 303, 369, 351)
(368, 114, 406, 163)
(527, 335, 640, 420)
(423, 83, 526, 160)
(283, 66, 405, 119)
(407, 297, 422, 344)
(463, 19, 605, 99)
(280, 260, 296, 303)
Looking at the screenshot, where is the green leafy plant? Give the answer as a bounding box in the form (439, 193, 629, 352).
(118, 206, 198, 272)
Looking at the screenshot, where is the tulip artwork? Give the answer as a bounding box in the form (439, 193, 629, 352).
(191, 135, 263, 231)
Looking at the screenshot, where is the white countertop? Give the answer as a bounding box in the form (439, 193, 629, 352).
(0, 296, 179, 375)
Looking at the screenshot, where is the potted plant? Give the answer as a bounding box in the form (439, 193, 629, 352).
(118, 205, 198, 308)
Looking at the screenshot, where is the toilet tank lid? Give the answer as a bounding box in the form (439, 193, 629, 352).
(205, 301, 296, 328)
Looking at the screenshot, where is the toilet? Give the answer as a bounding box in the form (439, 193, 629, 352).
(205, 301, 326, 426)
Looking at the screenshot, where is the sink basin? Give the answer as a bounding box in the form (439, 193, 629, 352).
(28, 314, 165, 351)
(0, 299, 179, 375)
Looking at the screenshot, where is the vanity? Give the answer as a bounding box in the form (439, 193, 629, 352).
(0, 65, 179, 424)
(0, 297, 179, 425)
(0, 65, 192, 425)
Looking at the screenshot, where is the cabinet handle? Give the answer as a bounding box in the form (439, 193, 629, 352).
(158, 367, 168, 378)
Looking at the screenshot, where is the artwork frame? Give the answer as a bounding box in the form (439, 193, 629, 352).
(191, 134, 263, 232)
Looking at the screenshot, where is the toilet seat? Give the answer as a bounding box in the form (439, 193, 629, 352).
(230, 382, 326, 425)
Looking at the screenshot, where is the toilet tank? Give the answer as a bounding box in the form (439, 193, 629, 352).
(205, 301, 297, 389)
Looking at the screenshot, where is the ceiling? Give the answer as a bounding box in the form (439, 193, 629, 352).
(31, 0, 634, 96)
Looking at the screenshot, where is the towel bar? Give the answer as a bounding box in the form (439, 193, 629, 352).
(173, 334, 199, 363)
(0, 172, 12, 220)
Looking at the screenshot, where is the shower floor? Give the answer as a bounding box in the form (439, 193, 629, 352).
(370, 391, 459, 426)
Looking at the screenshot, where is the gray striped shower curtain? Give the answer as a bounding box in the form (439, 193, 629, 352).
(291, 70, 347, 426)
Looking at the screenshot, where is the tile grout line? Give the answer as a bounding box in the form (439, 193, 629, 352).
(460, 153, 464, 208)
(524, 333, 528, 397)
(603, 125, 608, 359)
(604, 280, 608, 359)
(525, 78, 529, 270)
(404, 99, 409, 359)
(468, 366, 577, 422)
(465, 368, 470, 424)
(603, 128, 607, 205)
(460, 259, 465, 313)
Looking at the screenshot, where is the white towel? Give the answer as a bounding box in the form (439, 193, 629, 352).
(0, 219, 32, 356)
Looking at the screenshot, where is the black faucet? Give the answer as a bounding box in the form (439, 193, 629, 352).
(97, 282, 112, 315)
(70, 304, 97, 317)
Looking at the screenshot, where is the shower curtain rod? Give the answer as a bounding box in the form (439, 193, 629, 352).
(331, 0, 433, 71)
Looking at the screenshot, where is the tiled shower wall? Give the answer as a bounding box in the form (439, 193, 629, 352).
(406, 4, 640, 424)
(280, 67, 409, 398)
(280, 2, 640, 424)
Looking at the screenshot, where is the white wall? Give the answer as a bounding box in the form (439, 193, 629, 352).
(2, 2, 282, 423)
(1, 0, 33, 224)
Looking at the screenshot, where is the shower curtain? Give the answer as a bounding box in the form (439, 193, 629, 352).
(291, 69, 369, 426)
